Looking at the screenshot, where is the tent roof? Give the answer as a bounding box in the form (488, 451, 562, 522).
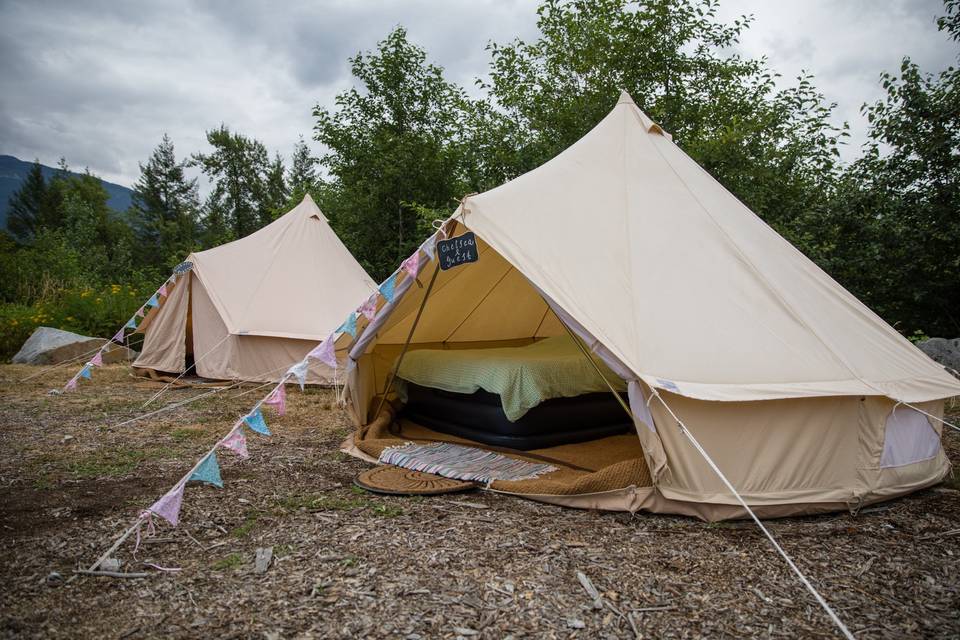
(189, 194, 377, 341)
(438, 91, 960, 403)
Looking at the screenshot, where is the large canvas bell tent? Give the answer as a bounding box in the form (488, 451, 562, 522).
(336, 92, 959, 520)
(133, 195, 377, 384)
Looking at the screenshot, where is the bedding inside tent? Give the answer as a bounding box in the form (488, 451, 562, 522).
(393, 335, 631, 449)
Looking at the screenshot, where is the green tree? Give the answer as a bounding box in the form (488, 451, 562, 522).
(480, 0, 847, 235)
(129, 134, 200, 269)
(313, 27, 478, 279)
(263, 152, 289, 219)
(825, 0, 960, 336)
(287, 135, 319, 204)
(6, 160, 49, 241)
(191, 125, 272, 240)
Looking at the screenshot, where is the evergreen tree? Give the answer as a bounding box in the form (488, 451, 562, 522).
(129, 134, 200, 269)
(287, 136, 319, 203)
(264, 152, 289, 219)
(6, 160, 48, 241)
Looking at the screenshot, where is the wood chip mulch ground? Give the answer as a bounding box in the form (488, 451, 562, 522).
(0, 364, 958, 639)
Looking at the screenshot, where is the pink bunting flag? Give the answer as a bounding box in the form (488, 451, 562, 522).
(308, 335, 338, 368)
(158, 283, 168, 297)
(220, 424, 249, 458)
(112, 329, 125, 344)
(263, 384, 286, 416)
(136, 306, 145, 318)
(402, 251, 421, 278)
(359, 294, 378, 320)
(64, 377, 77, 391)
(90, 351, 103, 367)
(148, 483, 185, 527)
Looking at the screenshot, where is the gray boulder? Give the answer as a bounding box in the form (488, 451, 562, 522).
(916, 337, 960, 373)
(12, 326, 137, 365)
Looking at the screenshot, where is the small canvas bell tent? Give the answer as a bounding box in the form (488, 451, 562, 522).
(333, 92, 959, 520)
(133, 195, 377, 384)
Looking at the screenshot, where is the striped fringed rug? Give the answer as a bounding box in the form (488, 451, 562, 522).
(379, 442, 556, 485)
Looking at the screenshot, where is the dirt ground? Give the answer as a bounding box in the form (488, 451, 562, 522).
(0, 363, 957, 639)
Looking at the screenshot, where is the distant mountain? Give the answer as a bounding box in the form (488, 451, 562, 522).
(0, 155, 134, 230)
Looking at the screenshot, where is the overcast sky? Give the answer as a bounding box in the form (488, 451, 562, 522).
(0, 0, 954, 189)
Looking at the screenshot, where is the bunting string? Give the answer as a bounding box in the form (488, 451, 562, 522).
(19, 342, 116, 383)
(64, 270, 185, 393)
(139, 333, 232, 409)
(87, 237, 440, 571)
(109, 359, 296, 430)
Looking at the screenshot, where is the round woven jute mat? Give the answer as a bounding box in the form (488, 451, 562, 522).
(353, 465, 478, 496)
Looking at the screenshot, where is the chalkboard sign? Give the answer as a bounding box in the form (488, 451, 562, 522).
(437, 232, 479, 271)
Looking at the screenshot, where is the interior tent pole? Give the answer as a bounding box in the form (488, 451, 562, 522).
(556, 314, 634, 421)
(373, 263, 442, 421)
(650, 389, 855, 640)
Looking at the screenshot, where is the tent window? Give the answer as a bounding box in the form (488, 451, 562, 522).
(880, 406, 940, 468)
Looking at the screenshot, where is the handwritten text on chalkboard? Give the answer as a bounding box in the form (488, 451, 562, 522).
(437, 232, 480, 271)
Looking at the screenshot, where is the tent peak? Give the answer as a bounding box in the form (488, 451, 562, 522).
(299, 192, 329, 221)
(616, 93, 671, 140)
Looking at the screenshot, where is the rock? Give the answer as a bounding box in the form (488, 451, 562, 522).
(12, 327, 137, 366)
(917, 338, 960, 373)
(254, 547, 273, 574)
(567, 619, 586, 629)
(100, 558, 122, 572)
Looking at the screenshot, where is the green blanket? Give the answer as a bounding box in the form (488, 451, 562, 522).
(397, 336, 627, 422)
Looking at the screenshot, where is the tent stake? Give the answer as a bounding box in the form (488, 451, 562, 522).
(373, 263, 441, 421)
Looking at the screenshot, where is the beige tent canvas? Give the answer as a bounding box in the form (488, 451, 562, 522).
(332, 92, 959, 521)
(133, 194, 378, 384)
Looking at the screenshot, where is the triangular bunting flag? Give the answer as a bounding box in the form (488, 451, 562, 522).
(402, 251, 421, 278)
(189, 452, 223, 488)
(125, 318, 138, 330)
(79, 366, 92, 380)
(90, 351, 103, 367)
(146, 294, 159, 308)
(149, 484, 184, 527)
(421, 235, 437, 261)
(379, 274, 397, 303)
(112, 329, 125, 343)
(158, 284, 168, 297)
(359, 294, 378, 320)
(307, 335, 338, 369)
(136, 307, 145, 318)
(244, 408, 270, 435)
(263, 384, 286, 416)
(64, 377, 77, 391)
(287, 359, 309, 390)
(220, 425, 249, 459)
(338, 312, 358, 338)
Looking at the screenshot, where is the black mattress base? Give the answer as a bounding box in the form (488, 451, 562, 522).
(401, 383, 631, 450)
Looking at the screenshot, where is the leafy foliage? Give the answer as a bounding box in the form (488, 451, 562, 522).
(191, 125, 282, 242)
(809, 1, 960, 336)
(313, 27, 480, 280)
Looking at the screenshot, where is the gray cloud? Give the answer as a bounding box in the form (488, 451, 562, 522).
(0, 0, 955, 187)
